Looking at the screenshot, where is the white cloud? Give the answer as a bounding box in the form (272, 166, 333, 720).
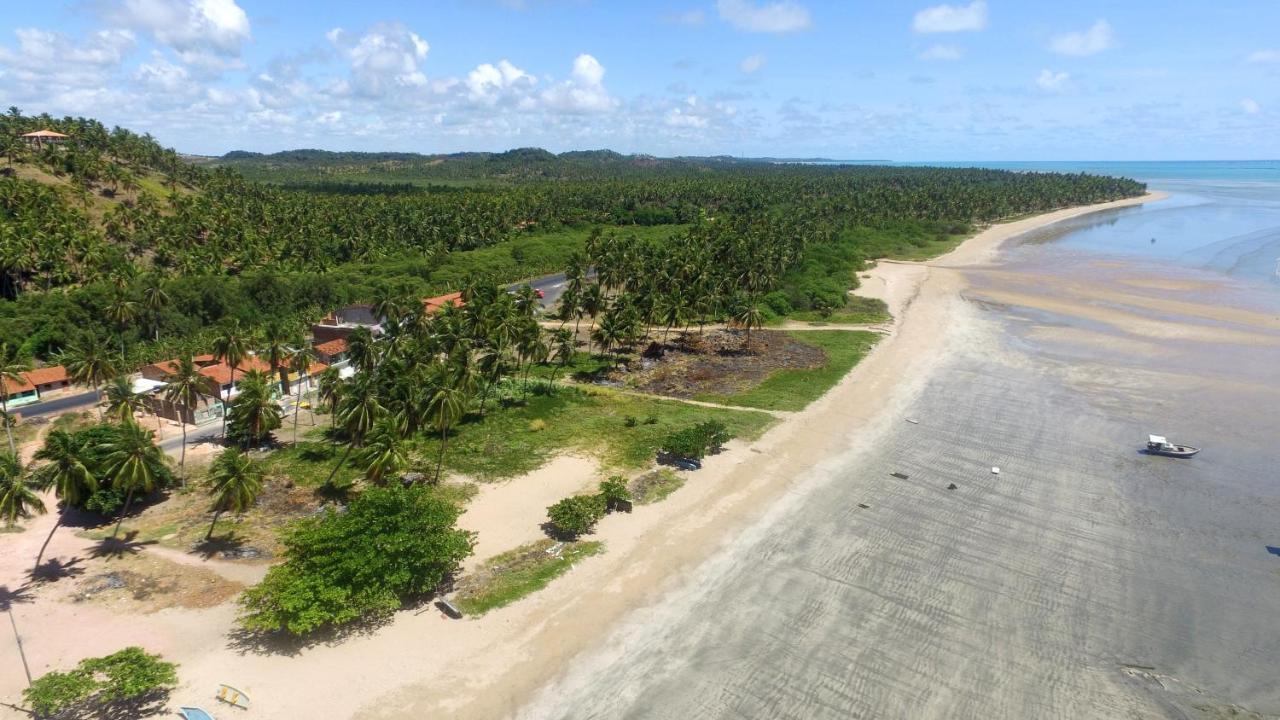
(329, 23, 430, 99)
(466, 59, 535, 104)
(1246, 49, 1280, 64)
(109, 0, 250, 68)
(1035, 69, 1069, 91)
(1050, 20, 1113, 57)
(0, 28, 136, 91)
(912, 1, 986, 33)
(716, 0, 811, 34)
(740, 54, 767, 74)
(541, 54, 618, 113)
(133, 53, 191, 94)
(664, 9, 706, 26)
(919, 44, 963, 61)
(1241, 98, 1261, 115)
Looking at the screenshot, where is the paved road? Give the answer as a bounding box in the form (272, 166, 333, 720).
(157, 419, 223, 458)
(511, 268, 595, 311)
(15, 390, 99, 418)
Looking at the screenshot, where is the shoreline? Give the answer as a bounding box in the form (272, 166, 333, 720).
(0, 192, 1167, 720)
(356, 191, 1168, 719)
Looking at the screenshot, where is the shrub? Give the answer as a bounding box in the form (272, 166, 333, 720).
(623, 415, 638, 428)
(528, 419, 547, 432)
(24, 647, 178, 719)
(546, 494, 607, 537)
(239, 485, 475, 635)
(659, 420, 732, 461)
(598, 476, 632, 512)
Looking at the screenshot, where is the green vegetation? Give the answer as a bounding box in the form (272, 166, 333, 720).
(770, 296, 891, 325)
(546, 494, 607, 537)
(697, 331, 881, 412)
(239, 484, 474, 636)
(23, 647, 178, 720)
(658, 420, 732, 461)
(453, 540, 604, 616)
(628, 468, 685, 505)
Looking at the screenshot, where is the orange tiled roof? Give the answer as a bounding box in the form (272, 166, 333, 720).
(198, 356, 273, 386)
(24, 365, 68, 386)
(314, 338, 347, 356)
(2, 375, 36, 395)
(423, 292, 464, 313)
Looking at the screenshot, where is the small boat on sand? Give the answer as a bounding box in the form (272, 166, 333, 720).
(1145, 435, 1200, 458)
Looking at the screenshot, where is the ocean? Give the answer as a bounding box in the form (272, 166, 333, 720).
(516, 163, 1280, 720)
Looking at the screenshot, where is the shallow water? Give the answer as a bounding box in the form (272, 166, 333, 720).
(519, 174, 1280, 719)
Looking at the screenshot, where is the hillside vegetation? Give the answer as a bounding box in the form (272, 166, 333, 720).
(1, 108, 1145, 364)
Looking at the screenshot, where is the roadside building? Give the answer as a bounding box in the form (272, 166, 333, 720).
(312, 304, 382, 343)
(1, 375, 39, 409)
(24, 365, 72, 399)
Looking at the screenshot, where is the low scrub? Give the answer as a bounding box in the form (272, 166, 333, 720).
(546, 477, 636, 538)
(658, 420, 731, 461)
(453, 540, 604, 616)
(24, 647, 178, 720)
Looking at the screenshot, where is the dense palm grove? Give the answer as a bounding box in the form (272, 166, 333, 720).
(2, 108, 1144, 364)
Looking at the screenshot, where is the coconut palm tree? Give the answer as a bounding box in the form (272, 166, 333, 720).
(211, 322, 250, 439)
(226, 369, 282, 449)
(0, 344, 31, 455)
(30, 430, 95, 571)
(104, 375, 144, 423)
(316, 366, 342, 428)
(426, 368, 467, 484)
(734, 296, 764, 352)
(0, 452, 42, 528)
(98, 420, 166, 539)
(323, 373, 383, 486)
(260, 321, 296, 396)
(141, 278, 169, 341)
(105, 290, 139, 357)
(205, 448, 263, 540)
(356, 418, 407, 486)
(61, 337, 116, 421)
(288, 345, 318, 442)
(162, 356, 213, 485)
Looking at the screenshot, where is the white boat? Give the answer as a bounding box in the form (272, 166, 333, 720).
(1145, 434, 1200, 458)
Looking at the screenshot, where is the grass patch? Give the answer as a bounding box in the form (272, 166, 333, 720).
(628, 468, 685, 505)
(453, 539, 604, 616)
(410, 383, 775, 481)
(879, 231, 970, 261)
(695, 330, 880, 412)
(775, 296, 891, 325)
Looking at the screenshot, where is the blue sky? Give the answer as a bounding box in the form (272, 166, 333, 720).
(1, 1, 1277, 159)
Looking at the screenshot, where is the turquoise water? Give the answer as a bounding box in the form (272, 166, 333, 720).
(924, 161, 1280, 291)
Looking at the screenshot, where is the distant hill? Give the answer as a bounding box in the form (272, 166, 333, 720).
(207, 146, 875, 185)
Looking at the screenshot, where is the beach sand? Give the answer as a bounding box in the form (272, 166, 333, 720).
(7, 192, 1223, 720)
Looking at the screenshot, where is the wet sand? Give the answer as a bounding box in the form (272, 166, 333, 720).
(515, 195, 1280, 719)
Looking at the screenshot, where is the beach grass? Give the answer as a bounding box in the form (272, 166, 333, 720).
(454, 539, 604, 616)
(774, 296, 891, 325)
(695, 330, 880, 412)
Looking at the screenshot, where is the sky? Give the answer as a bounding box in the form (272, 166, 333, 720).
(1, 0, 1277, 160)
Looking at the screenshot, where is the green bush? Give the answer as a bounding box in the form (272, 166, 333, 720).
(24, 647, 178, 719)
(659, 420, 732, 460)
(546, 494, 607, 537)
(239, 485, 475, 635)
(598, 476, 633, 511)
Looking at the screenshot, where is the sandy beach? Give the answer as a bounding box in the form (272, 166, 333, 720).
(7, 191, 1224, 720)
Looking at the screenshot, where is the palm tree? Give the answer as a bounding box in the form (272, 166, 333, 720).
(734, 296, 764, 352)
(141, 278, 170, 341)
(288, 346, 318, 443)
(204, 448, 263, 540)
(260, 321, 296, 396)
(211, 322, 250, 439)
(323, 374, 383, 485)
(0, 452, 42, 528)
(61, 337, 116, 421)
(162, 356, 213, 486)
(427, 369, 467, 483)
(30, 430, 95, 571)
(99, 420, 167, 539)
(104, 375, 144, 422)
(226, 369, 282, 449)
(0, 344, 31, 455)
(356, 418, 408, 486)
(316, 366, 342, 428)
(105, 290, 139, 357)
(549, 328, 574, 388)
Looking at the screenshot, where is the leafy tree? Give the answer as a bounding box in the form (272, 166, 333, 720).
(98, 420, 168, 538)
(30, 430, 96, 571)
(0, 342, 30, 454)
(226, 369, 283, 448)
(546, 494, 607, 538)
(238, 484, 474, 635)
(205, 448, 264, 540)
(23, 646, 178, 720)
